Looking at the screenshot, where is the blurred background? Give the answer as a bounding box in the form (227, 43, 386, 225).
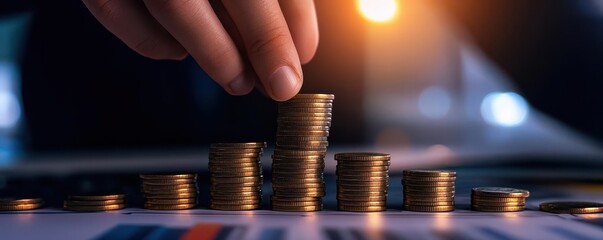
(0, 0, 602, 174)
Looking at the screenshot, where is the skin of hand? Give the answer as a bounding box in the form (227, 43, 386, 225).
(82, 0, 319, 101)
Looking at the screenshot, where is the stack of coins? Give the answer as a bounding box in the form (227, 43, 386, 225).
(0, 197, 43, 211)
(472, 187, 529, 212)
(140, 174, 198, 210)
(335, 152, 390, 212)
(272, 94, 334, 212)
(209, 142, 265, 210)
(402, 170, 456, 212)
(64, 194, 125, 211)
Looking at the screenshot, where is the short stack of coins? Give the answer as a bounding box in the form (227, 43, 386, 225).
(209, 142, 265, 210)
(335, 152, 390, 212)
(0, 197, 43, 211)
(64, 194, 125, 211)
(271, 94, 334, 212)
(472, 187, 529, 212)
(402, 170, 456, 212)
(140, 174, 198, 210)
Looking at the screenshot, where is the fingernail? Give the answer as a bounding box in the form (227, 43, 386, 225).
(228, 73, 254, 95)
(268, 66, 300, 101)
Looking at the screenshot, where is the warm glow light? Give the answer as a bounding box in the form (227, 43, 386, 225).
(358, 0, 398, 23)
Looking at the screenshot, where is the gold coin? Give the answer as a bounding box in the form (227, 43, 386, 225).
(146, 198, 197, 205)
(280, 102, 333, 108)
(403, 186, 455, 193)
(139, 174, 197, 180)
(337, 195, 387, 201)
(272, 177, 324, 183)
(210, 204, 260, 211)
(273, 149, 326, 156)
(472, 187, 530, 198)
(209, 162, 260, 168)
(404, 205, 454, 212)
(272, 158, 324, 165)
(273, 186, 325, 192)
(284, 97, 334, 103)
(337, 180, 388, 187)
(142, 178, 196, 185)
(0, 198, 43, 205)
(211, 176, 263, 184)
(539, 201, 603, 214)
(271, 200, 322, 207)
(271, 196, 320, 201)
(289, 93, 335, 100)
(272, 169, 324, 177)
(65, 204, 125, 212)
(338, 201, 386, 207)
(277, 140, 328, 146)
(210, 199, 261, 205)
(276, 130, 330, 137)
(209, 165, 261, 172)
(209, 156, 261, 162)
(142, 183, 197, 190)
(338, 205, 385, 212)
(403, 180, 455, 187)
(209, 152, 262, 158)
(337, 176, 388, 182)
(273, 191, 325, 198)
(144, 192, 198, 199)
(472, 205, 525, 212)
(210, 186, 261, 192)
(403, 200, 454, 206)
(272, 205, 322, 212)
(404, 190, 455, 197)
(277, 121, 331, 127)
(0, 202, 43, 211)
(277, 116, 332, 123)
(336, 171, 388, 178)
(64, 199, 124, 206)
(403, 170, 456, 177)
(210, 171, 262, 178)
(471, 200, 525, 207)
(276, 146, 328, 152)
(209, 148, 263, 154)
(336, 161, 390, 167)
(272, 163, 325, 170)
(210, 142, 267, 149)
(470, 196, 525, 202)
(337, 185, 388, 192)
(144, 203, 196, 210)
(68, 194, 126, 201)
(272, 183, 325, 190)
(334, 152, 391, 161)
(403, 176, 456, 182)
(279, 107, 332, 113)
(404, 196, 455, 202)
(337, 192, 388, 198)
(337, 165, 389, 172)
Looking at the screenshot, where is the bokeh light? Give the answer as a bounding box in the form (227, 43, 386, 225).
(481, 92, 529, 127)
(357, 0, 398, 23)
(418, 86, 451, 119)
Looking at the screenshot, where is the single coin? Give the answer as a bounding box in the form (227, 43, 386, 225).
(277, 125, 331, 132)
(144, 192, 198, 199)
(276, 130, 330, 137)
(273, 149, 326, 156)
(211, 181, 262, 188)
(337, 195, 387, 202)
(142, 178, 196, 185)
(68, 194, 126, 201)
(142, 183, 197, 191)
(0, 202, 43, 211)
(273, 191, 325, 198)
(209, 152, 262, 158)
(272, 158, 324, 165)
(404, 196, 455, 202)
(336, 161, 391, 167)
(471, 205, 525, 212)
(337, 165, 389, 172)
(209, 157, 261, 163)
(280, 102, 333, 108)
(65, 204, 125, 212)
(289, 93, 335, 100)
(271, 196, 321, 202)
(272, 178, 324, 185)
(337, 192, 388, 199)
(338, 185, 388, 192)
(338, 201, 386, 207)
(210, 204, 260, 211)
(539, 201, 603, 214)
(284, 97, 334, 103)
(472, 187, 530, 198)
(272, 182, 325, 189)
(403, 186, 455, 193)
(276, 146, 328, 152)
(277, 139, 329, 146)
(337, 176, 389, 182)
(470, 196, 526, 203)
(272, 205, 323, 212)
(64, 199, 124, 206)
(146, 198, 197, 205)
(210, 186, 261, 192)
(338, 205, 386, 212)
(403, 170, 456, 177)
(336, 171, 388, 178)
(334, 152, 391, 161)
(272, 168, 324, 175)
(404, 205, 455, 212)
(271, 200, 322, 207)
(210, 142, 267, 149)
(209, 162, 260, 168)
(272, 164, 325, 171)
(210, 191, 260, 197)
(210, 176, 263, 184)
(277, 121, 331, 127)
(337, 180, 388, 187)
(404, 190, 455, 197)
(403, 180, 455, 187)
(209, 166, 262, 173)
(403, 200, 455, 206)
(403, 176, 456, 182)
(210, 195, 262, 201)
(272, 186, 325, 192)
(470, 200, 525, 207)
(140, 174, 197, 180)
(144, 203, 196, 210)
(0, 198, 43, 205)
(209, 148, 263, 154)
(279, 106, 332, 113)
(211, 198, 260, 205)
(278, 116, 333, 123)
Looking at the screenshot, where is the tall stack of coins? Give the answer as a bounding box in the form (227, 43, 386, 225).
(140, 174, 198, 210)
(272, 94, 334, 212)
(64, 194, 125, 211)
(402, 170, 456, 212)
(472, 187, 529, 212)
(0, 197, 43, 211)
(335, 152, 390, 212)
(209, 142, 265, 211)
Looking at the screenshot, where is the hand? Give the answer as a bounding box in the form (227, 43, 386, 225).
(83, 0, 318, 101)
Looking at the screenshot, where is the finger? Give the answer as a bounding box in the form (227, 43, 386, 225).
(279, 0, 319, 64)
(143, 0, 255, 95)
(82, 0, 187, 60)
(222, 0, 303, 101)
